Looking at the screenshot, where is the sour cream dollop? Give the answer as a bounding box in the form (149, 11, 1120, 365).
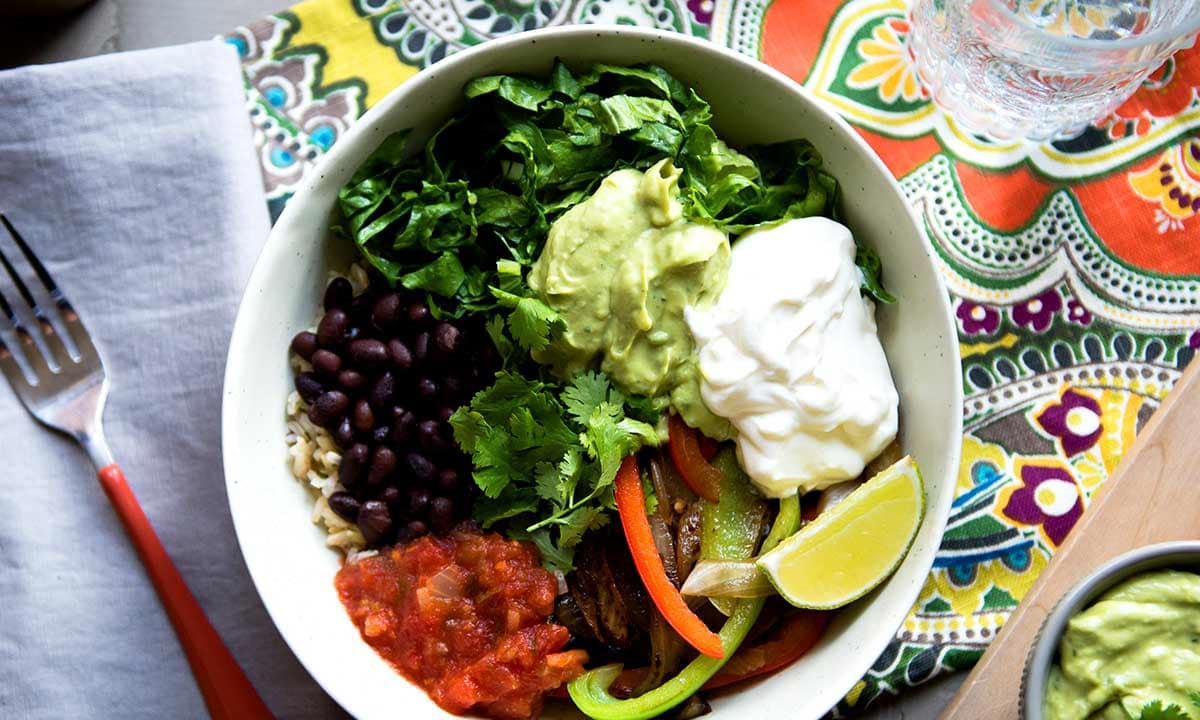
(685, 217, 899, 498)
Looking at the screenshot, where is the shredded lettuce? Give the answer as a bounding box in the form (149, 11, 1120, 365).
(334, 61, 893, 327)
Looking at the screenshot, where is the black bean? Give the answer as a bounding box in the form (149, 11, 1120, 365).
(311, 349, 342, 377)
(437, 468, 460, 493)
(372, 426, 391, 444)
(368, 446, 397, 486)
(353, 399, 374, 432)
(294, 372, 323, 403)
(310, 390, 349, 428)
(416, 377, 438, 400)
(387, 339, 413, 371)
(406, 452, 435, 483)
(479, 342, 499, 367)
(291, 331, 319, 360)
(338, 369, 367, 394)
(406, 519, 429, 538)
(407, 302, 431, 326)
(377, 486, 401, 507)
(372, 293, 402, 332)
(408, 489, 431, 515)
(339, 442, 369, 489)
(306, 404, 328, 429)
(434, 322, 461, 354)
(418, 420, 447, 452)
(357, 500, 392, 545)
(334, 417, 355, 448)
(441, 376, 463, 402)
(345, 326, 362, 343)
(317, 309, 349, 348)
(392, 409, 416, 444)
(370, 372, 396, 411)
(348, 339, 389, 370)
(323, 277, 353, 312)
(413, 332, 430, 362)
(437, 406, 456, 423)
(328, 492, 361, 522)
(429, 497, 454, 532)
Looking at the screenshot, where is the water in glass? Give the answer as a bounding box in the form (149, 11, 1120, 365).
(908, 0, 1200, 141)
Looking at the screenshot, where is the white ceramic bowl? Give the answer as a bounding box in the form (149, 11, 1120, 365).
(223, 26, 963, 720)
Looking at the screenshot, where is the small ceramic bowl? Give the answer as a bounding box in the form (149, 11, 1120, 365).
(1021, 541, 1200, 719)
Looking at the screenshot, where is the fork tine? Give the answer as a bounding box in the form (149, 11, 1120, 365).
(0, 288, 30, 387)
(0, 214, 80, 365)
(0, 283, 50, 385)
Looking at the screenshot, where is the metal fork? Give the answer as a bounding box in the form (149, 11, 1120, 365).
(0, 214, 274, 720)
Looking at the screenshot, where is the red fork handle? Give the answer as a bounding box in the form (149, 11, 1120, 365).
(97, 464, 275, 720)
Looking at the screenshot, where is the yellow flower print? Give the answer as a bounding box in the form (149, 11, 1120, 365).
(846, 17, 927, 104)
(1129, 141, 1200, 228)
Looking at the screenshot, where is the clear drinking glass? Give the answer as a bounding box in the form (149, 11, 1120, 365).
(908, 0, 1200, 141)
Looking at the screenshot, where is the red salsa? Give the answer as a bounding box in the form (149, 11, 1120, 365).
(335, 528, 587, 719)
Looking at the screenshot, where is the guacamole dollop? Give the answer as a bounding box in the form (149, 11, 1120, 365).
(1046, 569, 1200, 720)
(528, 159, 732, 439)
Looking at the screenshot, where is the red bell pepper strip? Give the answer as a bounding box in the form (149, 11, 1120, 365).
(667, 415, 722, 503)
(614, 455, 725, 659)
(703, 610, 830, 690)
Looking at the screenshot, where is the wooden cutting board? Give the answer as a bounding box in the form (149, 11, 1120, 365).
(941, 357, 1200, 719)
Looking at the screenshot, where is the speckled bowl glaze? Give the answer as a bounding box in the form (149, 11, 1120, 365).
(223, 26, 963, 720)
(1021, 541, 1200, 720)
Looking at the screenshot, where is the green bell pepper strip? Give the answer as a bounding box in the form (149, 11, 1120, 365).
(701, 449, 767, 563)
(701, 449, 767, 616)
(567, 494, 800, 720)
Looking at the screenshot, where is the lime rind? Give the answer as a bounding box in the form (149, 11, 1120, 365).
(756, 456, 926, 610)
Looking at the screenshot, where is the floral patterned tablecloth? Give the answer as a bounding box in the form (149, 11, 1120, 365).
(222, 0, 1200, 712)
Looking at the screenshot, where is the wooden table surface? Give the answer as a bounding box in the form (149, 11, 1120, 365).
(0, 3, 962, 718)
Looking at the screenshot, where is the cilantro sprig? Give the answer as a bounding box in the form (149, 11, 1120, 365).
(450, 369, 660, 572)
(1135, 692, 1200, 720)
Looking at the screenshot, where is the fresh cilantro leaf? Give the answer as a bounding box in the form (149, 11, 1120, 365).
(1190, 691, 1200, 710)
(474, 490, 540, 528)
(523, 528, 578, 572)
(447, 408, 487, 452)
(484, 315, 514, 362)
(534, 462, 563, 503)
(491, 283, 564, 352)
(1139, 701, 1192, 720)
(562, 371, 623, 426)
(556, 446, 585, 504)
(558, 506, 610, 551)
(508, 295, 563, 351)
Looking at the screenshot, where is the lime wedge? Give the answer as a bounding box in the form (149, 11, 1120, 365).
(756, 456, 925, 610)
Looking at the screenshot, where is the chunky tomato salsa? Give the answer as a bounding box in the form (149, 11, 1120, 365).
(335, 528, 587, 719)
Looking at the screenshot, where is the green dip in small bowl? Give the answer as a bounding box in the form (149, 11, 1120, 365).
(1023, 542, 1200, 720)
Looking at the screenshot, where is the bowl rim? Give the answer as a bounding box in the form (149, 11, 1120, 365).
(1021, 540, 1200, 720)
(222, 23, 963, 719)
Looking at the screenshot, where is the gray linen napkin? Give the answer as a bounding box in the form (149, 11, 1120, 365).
(0, 42, 344, 719)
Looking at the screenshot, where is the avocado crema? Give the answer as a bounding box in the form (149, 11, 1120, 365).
(527, 158, 733, 439)
(1046, 569, 1200, 720)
